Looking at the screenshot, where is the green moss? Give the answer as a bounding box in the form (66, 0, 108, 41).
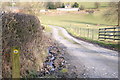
(60, 68, 68, 73)
(43, 24, 52, 32)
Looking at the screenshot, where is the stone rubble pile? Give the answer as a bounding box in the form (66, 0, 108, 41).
(39, 46, 67, 77)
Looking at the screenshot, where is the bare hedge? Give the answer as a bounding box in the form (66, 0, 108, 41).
(2, 13, 44, 78)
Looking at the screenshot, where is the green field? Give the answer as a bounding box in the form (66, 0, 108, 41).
(39, 7, 117, 40)
(39, 2, 119, 50)
(39, 7, 117, 28)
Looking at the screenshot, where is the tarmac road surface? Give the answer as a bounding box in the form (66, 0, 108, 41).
(49, 25, 118, 78)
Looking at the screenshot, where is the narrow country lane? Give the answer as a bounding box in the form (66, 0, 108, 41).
(49, 25, 118, 78)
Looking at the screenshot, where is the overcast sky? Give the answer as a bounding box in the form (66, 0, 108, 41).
(0, 0, 119, 2)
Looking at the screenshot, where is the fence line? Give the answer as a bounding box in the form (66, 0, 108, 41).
(98, 27, 120, 41)
(71, 27, 99, 40)
(69, 26, 119, 42)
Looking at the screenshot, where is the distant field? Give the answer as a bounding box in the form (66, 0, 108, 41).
(39, 5, 118, 43)
(40, 8, 117, 27)
(39, 2, 119, 50)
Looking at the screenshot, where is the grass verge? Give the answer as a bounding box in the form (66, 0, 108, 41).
(68, 32, 119, 51)
(58, 29, 78, 44)
(42, 24, 52, 32)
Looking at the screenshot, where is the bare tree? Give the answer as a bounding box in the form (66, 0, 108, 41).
(118, 1, 120, 26)
(94, 2, 100, 9)
(79, 5, 85, 10)
(103, 2, 119, 26)
(15, 2, 43, 16)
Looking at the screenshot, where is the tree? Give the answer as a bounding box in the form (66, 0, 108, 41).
(118, 1, 120, 26)
(72, 2, 79, 8)
(103, 2, 118, 26)
(55, 2, 62, 8)
(46, 2, 63, 9)
(79, 5, 85, 10)
(94, 2, 100, 9)
(61, 3, 65, 8)
(46, 2, 56, 9)
(15, 2, 42, 16)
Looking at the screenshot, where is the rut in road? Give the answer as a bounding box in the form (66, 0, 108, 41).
(49, 25, 118, 78)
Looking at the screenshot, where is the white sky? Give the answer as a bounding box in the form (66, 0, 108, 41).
(0, 0, 119, 2)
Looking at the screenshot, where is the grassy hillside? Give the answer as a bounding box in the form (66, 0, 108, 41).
(39, 3, 118, 50)
(40, 8, 117, 28)
(39, 5, 117, 40)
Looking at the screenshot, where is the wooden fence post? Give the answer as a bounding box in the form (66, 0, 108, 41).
(84, 28, 85, 37)
(97, 29, 100, 40)
(114, 27, 115, 41)
(79, 28, 81, 36)
(92, 29, 94, 40)
(12, 47, 20, 78)
(88, 28, 89, 38)
(81, 28, 82, 37)
(85, 29, 86, 37)
(104, 28, 106, 41)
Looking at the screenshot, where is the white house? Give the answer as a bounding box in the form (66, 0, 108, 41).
(65, 4, 71, 8)
(57, 8, 79, 11)
(57, 4, 79, 11)
(40, 9, 49, 12)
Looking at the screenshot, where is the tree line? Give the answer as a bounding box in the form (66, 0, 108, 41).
(45, 2, 100, 9)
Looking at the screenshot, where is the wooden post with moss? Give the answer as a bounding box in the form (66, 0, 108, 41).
(12, 47, 20, 78)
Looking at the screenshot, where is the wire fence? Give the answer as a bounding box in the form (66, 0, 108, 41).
(67, 26, 120, 42)
(67, 27, 99, 40)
